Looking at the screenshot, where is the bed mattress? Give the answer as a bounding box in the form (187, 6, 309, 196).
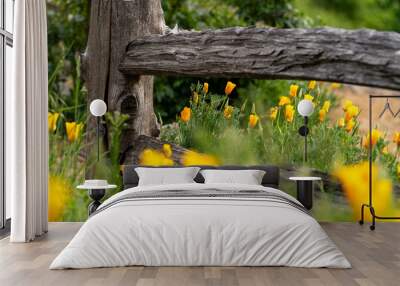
(50, 183, 351, 269)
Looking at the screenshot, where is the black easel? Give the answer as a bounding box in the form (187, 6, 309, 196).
(359, 95, 400, 230)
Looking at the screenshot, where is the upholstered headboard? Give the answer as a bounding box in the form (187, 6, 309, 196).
(122, 165, 280, 190)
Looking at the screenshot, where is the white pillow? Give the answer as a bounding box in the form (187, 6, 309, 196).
(135, 167, 200, 186)
(200, 169, 266, 185)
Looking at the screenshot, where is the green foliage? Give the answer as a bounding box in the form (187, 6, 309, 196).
(48, 51, 87, 126)
(366, 132, 400, 182)
(236, 80, 292, 115)
(256, 82, 357, 171)
(48, 115, 88, 221)
(293, 0, 400, 31)
(378, 0, 400, 31)
(164, 80, 363, 173)
(226, 0, 311, 27)
(47, 0, 89, 137)
(49, 128, 85, 185)
(47, 0, 89, 73)
(192, 126, 266, 165)
(162, 0, 245, 29)
(177, 82, 240, 147)
(308, 123, 363, 171)
(156, 0, 309, 123)
(312, 192, 353, 221)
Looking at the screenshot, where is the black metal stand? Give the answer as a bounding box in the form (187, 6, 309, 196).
(298, 116, 309, 163)
(359, 95, 400, 230)
(96, 116, 100, 162)
(88, 189, 106, 216)
(296, 181, 313, 210)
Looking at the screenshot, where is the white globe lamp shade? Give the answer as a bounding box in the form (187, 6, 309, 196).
(90, 99, 107, 117)
(297, 99, 314, 117)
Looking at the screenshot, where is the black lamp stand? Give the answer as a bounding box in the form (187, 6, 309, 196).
(298, 116, 309, 162)
(96, 116, 100, 162)
(87, 116, 103, 216)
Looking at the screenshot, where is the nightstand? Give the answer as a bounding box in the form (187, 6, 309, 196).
(77, 180, 117, 216)
(288, 177, 321, 210)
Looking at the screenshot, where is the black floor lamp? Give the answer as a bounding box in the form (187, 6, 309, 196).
(85, 99, 108, 215)
(89, 99, 107, 161)
(297, 99, 315, 162)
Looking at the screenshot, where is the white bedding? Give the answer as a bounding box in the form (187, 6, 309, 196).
(50, 183, 351, 269)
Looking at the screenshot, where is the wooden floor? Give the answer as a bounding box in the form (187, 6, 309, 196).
(0, 223, 399, 286)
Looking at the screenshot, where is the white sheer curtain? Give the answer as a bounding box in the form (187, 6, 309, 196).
(7, 0, 48, 242)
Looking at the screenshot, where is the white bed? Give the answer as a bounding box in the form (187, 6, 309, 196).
(50, 183, 351, 269)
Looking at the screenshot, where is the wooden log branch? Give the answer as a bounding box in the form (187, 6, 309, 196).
(107, 0, 165, 151)
(121, 27, 400, 90)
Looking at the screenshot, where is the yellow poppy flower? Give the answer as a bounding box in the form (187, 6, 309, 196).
(65, 122, 84, 142)
(48, 112, 60, 132)
(308, 80, 317, 90)
(345, 118, 355, 132)
(362, 129, 381, 148)
(304, 94, 313, 102)
(139, 148, 174, 166)
(393, 132, 400, 146)
(330, 83, 341, 89)
(345, 105, 359, 122)
(269, 107, 278, 121)
(225, 81, 236, 95)
(285, 105, 295, 123)
(334, 162, 399, 222)
(48, 175, 72, 222)
(381, 146, 389, 155)
(278, 96, 291, 106)
(342, 99, 353, 112)
(163, 144, 173, 158)
(224, 105, 234, 119)
(322, 100, 331, 113)
(318, 109, 326, 122)
(249, 114, 259, 128)
(181, 151, 220, 166)
(180, 107, 191, 122)
(203, 82, 209, 94)
(338, 117, 345, 128)
(192, 92, 199, 104)
(370, 129, 382, 145)
(289, 84, 299, 97)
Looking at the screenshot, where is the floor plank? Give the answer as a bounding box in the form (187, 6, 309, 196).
(0, 222, 398, 286)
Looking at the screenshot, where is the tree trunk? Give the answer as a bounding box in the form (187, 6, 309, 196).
(81, 0, 111, 167)
(82, 0, 165, 169)
(120, 27, 400, 90)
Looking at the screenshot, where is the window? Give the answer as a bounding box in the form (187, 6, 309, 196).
(0, 0, 14, 231)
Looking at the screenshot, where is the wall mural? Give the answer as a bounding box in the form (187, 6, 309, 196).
(48, 79, 400, 222)
(46, 0, 400, 222)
